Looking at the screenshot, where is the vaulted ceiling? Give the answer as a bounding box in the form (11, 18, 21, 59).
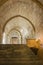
(38, 0, 43, 5)
(0, 0, 43, 43)
(0, 0, 43, 7)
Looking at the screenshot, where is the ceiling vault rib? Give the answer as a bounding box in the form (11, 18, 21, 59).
(0, 0, 43, 9)
(0, 0, 8, 7)
(32, 0, 43, 9)
(3, 15, 35, 33)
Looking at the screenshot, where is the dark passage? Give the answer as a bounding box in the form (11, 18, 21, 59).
(30, 47, 38, 55)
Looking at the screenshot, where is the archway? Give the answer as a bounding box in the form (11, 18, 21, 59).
(7, 29, 22, 44)
(2, 15, 35, 44)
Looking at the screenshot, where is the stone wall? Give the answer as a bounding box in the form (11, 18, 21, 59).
(0, 0, 43, 43)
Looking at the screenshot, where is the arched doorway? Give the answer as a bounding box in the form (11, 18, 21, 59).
(2, 15, 35, 44)
(6, 29, 22, 44)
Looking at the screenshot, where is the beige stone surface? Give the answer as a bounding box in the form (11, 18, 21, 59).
(0, 0, 43, 44)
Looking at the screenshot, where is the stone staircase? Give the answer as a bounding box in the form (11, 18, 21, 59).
(0, 44, 43, 65)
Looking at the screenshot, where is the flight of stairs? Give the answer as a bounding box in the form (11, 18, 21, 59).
(0, 44, 43, 65)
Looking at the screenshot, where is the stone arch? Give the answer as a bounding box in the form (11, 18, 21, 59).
(7, 28, 22, 44)
(2, 15, 36, 44)
(3, 15, 35, 33)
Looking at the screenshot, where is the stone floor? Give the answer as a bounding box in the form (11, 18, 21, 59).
(0, 44, 43, 65)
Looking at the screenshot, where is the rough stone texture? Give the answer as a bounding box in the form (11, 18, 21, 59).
(0, 44, 43, 65)
(38, 0, 43, 4)
(0, 0, 43, 44)
(0, 0, 43, 62)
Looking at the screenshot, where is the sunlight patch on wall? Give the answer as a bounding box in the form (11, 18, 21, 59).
(2, 32, 6, 44)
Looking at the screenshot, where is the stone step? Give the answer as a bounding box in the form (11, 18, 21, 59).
(0, 44, 42, 65)
(0, 44, 39, 58)
(0, 60, 43, 65)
